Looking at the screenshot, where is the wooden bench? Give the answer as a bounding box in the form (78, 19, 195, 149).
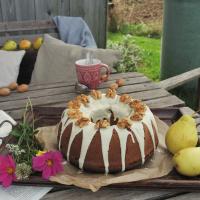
(158, 68, 200, 109)
(0, 20, 58, 45)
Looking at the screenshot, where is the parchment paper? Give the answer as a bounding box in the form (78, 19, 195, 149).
(35, 117, 173, 192)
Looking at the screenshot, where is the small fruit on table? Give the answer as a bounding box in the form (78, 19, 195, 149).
(17, 84, 29, 93)
(110, 83, 118, 90)
(116, 79, 125, 87)
(2, 40, 17, 51)
(19, 40, 32, 50)
(0, 88, 11, 96)
(101, 74, 108, 82)
(165, 115, 198, 154)
(33, 37, 43, 50)
(173, 147, 200, 177)
(8, 82, 18, 90)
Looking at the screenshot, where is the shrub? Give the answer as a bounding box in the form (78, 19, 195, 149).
(107, 35, 142, 72)
(118, 23, 162, 38)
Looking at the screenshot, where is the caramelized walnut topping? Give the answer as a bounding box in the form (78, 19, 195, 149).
(95, 119, 110, 128)
(106, 88, 116, 98)
(129, 99, 142, 108)
(67, 109, 82, 119)
(67, 100, 81, 109)
(117, 119, 131, 129)
(116, 79, 125, 87)
(75, 117, 90, 128)
(109, 83, 118, 90)
(135, 104, 146, 114)
(129, 99, 146, 114)
(76, 94, 89, 105)
(130, 112, 144, 121)
(120, 94, 132, 104)
(90, 90, 102, 100)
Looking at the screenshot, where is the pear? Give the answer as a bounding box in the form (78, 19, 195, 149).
(2, 40, 17, 51)
(173, 147, 200, 177)
(165, 115, 198, 154)
(33, 37, 43, 50)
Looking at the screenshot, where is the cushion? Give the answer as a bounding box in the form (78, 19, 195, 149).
(31, 34, 121, 84)
(0, 50, 25, 88)
(17, 50, 38, 85)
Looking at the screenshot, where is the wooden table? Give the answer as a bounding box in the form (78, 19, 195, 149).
(0, 72, 197, 200)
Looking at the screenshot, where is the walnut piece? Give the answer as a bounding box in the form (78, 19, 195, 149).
(110, 83, 118, 90)
(67, 109, 82, 119)
(120, 94, 132, 104)
(129, 99, 142, 108)
(95, 119, 110, 128)
(130, 112, 144, 121)
(76, 94, 89, 105)
(117, 119, 131, 129)
(90, 90, 102, 100)
(116, 79, 125, 87)
(101, 74, 109, 82)
(67, 100, 81, 109)
(75, 117, 90, 128)
(129, 99, 146, 114)
(106, 88, 116, 98)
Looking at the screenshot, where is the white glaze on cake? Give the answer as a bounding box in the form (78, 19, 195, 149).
(58, 94, 158, 173)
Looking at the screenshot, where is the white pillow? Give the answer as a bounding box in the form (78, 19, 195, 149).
(31, 34, 121, 84)
(0, 50, 25, 88)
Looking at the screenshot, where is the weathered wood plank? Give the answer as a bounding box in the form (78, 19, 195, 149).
(0, 76, 151, 102)
(41, 189, 180, 200)
(0, 0, 3, 22)
(69, 0, 107, 48)
(35, 0, 59, 20)
(29, 75, 149, 91)
(110, 72, 143, 79)
(131, 89, 170, 101)
(0, 82, 160, 111)
(158, 67, 200, 90)
(14, 0, 35, 21)
(0, 20, 56, 33)
(69, 0, 84, 17)
(58, 0, 70, 16)
(98, 0, 107, 49)
(168, 193, 199, 200)
(144, 95, 185, 108)
(0, 0, 16, 21)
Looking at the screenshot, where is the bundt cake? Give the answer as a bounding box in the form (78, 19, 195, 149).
(57, 89, 159, 173)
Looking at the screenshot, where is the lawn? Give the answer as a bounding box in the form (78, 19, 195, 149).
(107, 32, 161, 81)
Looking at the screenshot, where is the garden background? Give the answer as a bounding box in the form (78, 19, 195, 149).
(107, 0, 163, 81)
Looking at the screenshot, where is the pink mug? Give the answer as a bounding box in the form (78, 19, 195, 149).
(75, 59, 110, 89)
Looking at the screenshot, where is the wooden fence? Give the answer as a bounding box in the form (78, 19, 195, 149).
(0, 0, 107, 48)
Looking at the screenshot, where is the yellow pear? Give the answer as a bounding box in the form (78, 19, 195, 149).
(165, 115, 198, 154)
(33, 37, 43, 50)
(2, 40, 17, 51)
(173, 147, 200, 177)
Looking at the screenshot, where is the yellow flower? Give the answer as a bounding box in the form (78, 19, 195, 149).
(36, 151, 47, 156)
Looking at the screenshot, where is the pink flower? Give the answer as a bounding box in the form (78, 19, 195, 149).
(0, 155, 16, 187)
(32, 151, 64, 180)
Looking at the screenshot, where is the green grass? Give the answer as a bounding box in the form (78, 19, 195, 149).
(107, 32, 161, 81)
